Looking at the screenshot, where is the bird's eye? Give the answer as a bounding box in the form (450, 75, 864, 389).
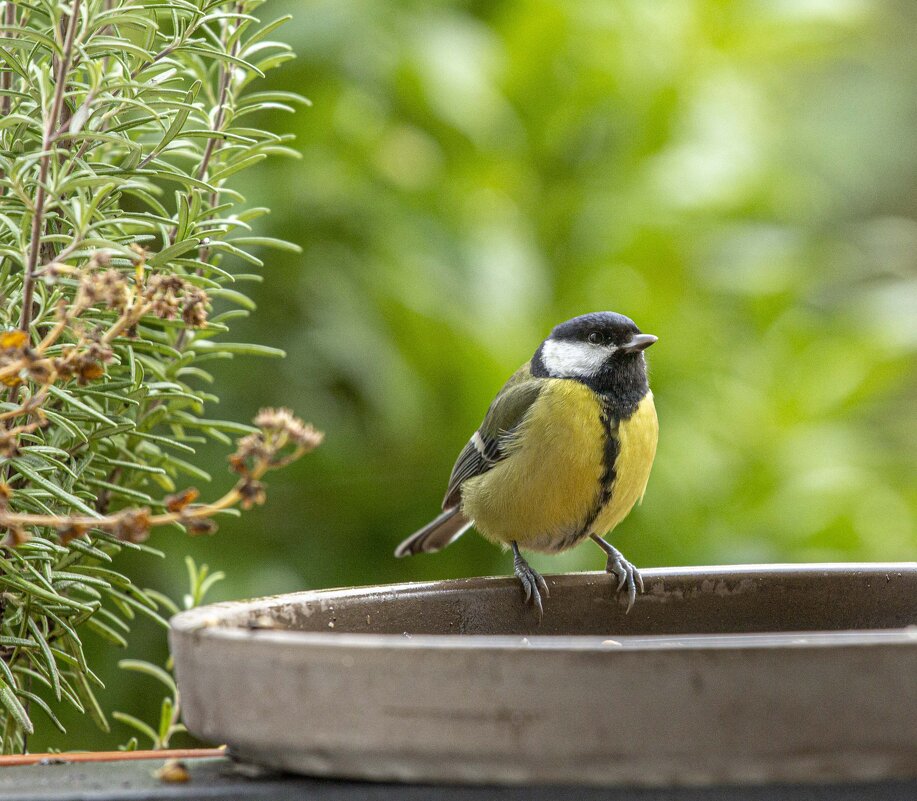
(587, 331, 603, 345)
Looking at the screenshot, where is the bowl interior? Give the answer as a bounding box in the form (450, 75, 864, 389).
(188, 564, 917, 638)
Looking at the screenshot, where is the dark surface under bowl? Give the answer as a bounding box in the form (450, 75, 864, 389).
(170, 564, 917, 787)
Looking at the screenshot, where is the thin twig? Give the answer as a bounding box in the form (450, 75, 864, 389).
(195, 2, 243, 265)
(1, 482, 245, 529)
(0, 3, 16, 118)
(0, 443, 307, 533)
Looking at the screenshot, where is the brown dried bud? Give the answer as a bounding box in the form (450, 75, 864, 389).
(4, 525, 30, 547)
(55, 338, 115, 386)
(0, 482, 12, 509)
(59, 523, 89, 545)
(26, 359, 54, 384)
(52, 356, 75, 382)
(152, 295, 180, 320)
(75, 268, 129, 311)
(181, 287, 209, 328)
(77, 362, 105, 384)
(239, 479, 267, 510)
(111, 508, 152, 543)
(99, 269, 130, 310)
(76, 353, 104, 384)
(0, 431, 20, 459)
(184, 517, 218, 536)
(144, 274, 186, 320)
(229, 432, 269, 474)
(165, 487, 199, 513)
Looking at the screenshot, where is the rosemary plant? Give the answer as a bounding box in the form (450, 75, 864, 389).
(0, 0, 313, 751)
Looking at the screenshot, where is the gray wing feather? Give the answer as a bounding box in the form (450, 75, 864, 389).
(441, 373, 543, 509)
(441, 437, 497, 509)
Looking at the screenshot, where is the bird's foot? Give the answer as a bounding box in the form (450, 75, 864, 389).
(601, 542, 643, 613)
(512, 541, 549, 621)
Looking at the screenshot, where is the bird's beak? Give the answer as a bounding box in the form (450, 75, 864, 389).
(619, 333, 658, 353)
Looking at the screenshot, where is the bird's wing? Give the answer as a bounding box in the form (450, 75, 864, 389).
(442, 365, 543, 509)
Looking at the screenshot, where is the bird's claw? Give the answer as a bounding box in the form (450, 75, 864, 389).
(513, 550, 549, 621)
(604, 546, 642, 613)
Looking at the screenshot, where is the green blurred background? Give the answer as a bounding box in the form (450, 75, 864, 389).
(37, 0, 916, 750)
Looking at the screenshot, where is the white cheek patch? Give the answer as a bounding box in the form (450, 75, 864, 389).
(540, 339, 614, 378)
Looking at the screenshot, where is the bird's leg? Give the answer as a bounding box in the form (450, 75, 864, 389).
(590, 534, 643, 612)
(511, 541, 549, 621)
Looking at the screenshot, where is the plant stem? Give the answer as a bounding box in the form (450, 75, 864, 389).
(20, 0, 83, 335)
(0, 3, 15, 118)
(171, 4, 243, 351)
(195, 2, 243, 265)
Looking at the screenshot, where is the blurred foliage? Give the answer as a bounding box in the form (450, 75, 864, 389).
(32, 0, 916, 750)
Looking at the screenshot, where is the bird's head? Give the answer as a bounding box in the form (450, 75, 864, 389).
(532, 312, 657, 388)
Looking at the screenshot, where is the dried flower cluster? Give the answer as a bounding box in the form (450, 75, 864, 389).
(0, 408, 321, 547)
(0, 244, 243, 549)
(232, 408, 324, 510)
(0, 256, 210, 398)
(143, 274, 209, 328)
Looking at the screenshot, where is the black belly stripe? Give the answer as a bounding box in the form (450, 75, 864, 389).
(573, 399, 619, 543)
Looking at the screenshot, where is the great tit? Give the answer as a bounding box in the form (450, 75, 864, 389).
(395, 311, 658, 618)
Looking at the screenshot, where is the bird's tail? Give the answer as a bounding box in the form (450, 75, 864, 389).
(394, 507, 472, 558)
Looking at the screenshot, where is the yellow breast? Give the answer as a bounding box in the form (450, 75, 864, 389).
(460, 380, 606, 552)
(460, 383, 658, 554)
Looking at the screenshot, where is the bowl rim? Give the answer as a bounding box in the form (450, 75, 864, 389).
(169, 562, 917, 653)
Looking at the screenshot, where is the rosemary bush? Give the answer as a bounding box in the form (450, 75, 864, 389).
(0, 0, 314, 751)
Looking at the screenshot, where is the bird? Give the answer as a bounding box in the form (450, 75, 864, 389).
(395, 311, 658, 618)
